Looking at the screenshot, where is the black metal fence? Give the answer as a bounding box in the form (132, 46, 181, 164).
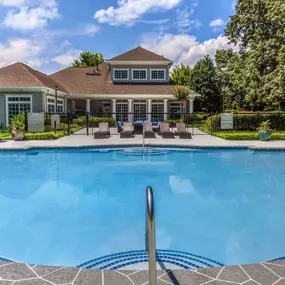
(21, 111, 285, 137)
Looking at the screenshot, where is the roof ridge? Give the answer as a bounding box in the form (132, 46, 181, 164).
(20, 63, 45, 87)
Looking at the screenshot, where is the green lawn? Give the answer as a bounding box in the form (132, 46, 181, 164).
(213, 131, 285, 140)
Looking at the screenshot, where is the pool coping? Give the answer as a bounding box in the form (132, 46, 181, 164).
(1, 143, 285, 151)
(0, 259, 284, 285)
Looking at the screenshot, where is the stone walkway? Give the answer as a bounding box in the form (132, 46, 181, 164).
(0, 259, 285, 285)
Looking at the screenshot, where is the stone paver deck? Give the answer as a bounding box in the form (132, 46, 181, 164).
(0, 259, 284, 285)
(1, 130, 285, 150)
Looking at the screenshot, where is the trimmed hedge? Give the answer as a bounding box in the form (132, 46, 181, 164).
(73, 116, 116, 127)
(214, 131, 285, 140)
(204, 113, 285, 132)
(25, 132, 66, 140)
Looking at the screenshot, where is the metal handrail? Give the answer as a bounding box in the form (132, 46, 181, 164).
(146, 186, 157, 285)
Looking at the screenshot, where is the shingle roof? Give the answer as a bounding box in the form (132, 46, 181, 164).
(109, 46, 172, 62)
(50, 63, 177, 95)
(0, 62, 69, 93)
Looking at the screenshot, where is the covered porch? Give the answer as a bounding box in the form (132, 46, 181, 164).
(71, 94, 198, 122)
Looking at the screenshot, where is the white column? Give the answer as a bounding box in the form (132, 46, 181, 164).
(164, 99, 168, 121)
(128, 99, 133, 122)
(189, 99, 194, 114)
(112, 99, 116, 120)
(86, 99, 91, 113)
(147, 99, 152, 121)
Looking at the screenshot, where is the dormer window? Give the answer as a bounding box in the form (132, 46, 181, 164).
(132, 69, 147, 80)
(113, 68, 129, 80)
(151, 69, 166, 80)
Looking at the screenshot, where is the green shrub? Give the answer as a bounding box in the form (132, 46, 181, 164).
(8, 113, 25, 132)
(73, 116, 116, 127)
(0, 132, 12, 140)
(24, 131, 65, 140)
(214, 131, 285, 140)
(204, 113, 285, 132)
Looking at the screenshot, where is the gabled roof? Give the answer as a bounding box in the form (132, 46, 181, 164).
(109, 46, 172, 62)
(50, 63, 177, 95)
(0, 62, 68, 93)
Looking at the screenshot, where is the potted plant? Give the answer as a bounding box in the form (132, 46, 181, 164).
(257, 120, 272, 141)
(9, 113, 26, 141)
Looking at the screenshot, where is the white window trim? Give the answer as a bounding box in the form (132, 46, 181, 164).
(113, 68, 129, 80)
(5, 94, 33, 127)
(131, 68, 148, 81)
(46, 95, 65, 113)
(150, 68, 166, 81)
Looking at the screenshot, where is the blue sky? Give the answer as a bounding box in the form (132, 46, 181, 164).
(0, 0, 237, 74)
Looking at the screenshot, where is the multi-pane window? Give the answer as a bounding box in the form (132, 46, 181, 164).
(116, 100, 128, 122)
(6, 96, 32, 124)
(47, 97, 64, 113)
(133, 100, 147, 121)
(151, 69, 166, 80)
(113, 69, 129, 80)
(132, 69, 147, 80)
(151, 100, 164, 122)
(169, 101, 181, 120)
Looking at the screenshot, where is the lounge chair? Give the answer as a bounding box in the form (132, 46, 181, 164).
(117, 121, 123, 133)
(120, 122, 134, 138)
(175, 123, 192, 139)
(94, 123, 110, 139)
(152, 121, 160, 133)
(159, 123, 175, 138)
(143, 122, 156, 138)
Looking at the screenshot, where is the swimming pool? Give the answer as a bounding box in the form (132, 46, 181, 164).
(0, 148, 284, 269)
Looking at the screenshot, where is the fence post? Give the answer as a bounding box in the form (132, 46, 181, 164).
(25, 112, 28, 132)
(67, 112, 71, 136)
(54, 120, 57, 134)
(210, 113, 213, 136)
(86, 112, 89, 136)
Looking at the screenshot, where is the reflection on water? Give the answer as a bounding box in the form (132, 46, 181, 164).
(0, 149, 285, 267)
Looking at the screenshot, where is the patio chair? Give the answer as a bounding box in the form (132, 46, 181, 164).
(120, 122, 135, 138)
(143, 122, 156, 138)
(175, 123, 192, 139)
(152, 121, 160, 133)
(94, 123, 110, 139)
(117, 121, 123, 133)
(159, 123, 175, 139)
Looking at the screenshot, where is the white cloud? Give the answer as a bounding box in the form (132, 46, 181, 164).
(75, 24, 100, 36)
(176, 7, 202, 33)
(141, 33, 237, 66)
(53, 49, 81, 66)
(0, 38, 44, 68)
(232, 0, 237, 11)
(3, 0, 59, 31)
(137, 19, 169, 25)
(0, 0, 25, 6)
(94, 0, 182, 26)
(209, 18, 225, 32)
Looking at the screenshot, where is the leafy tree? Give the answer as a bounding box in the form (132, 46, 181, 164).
(191, 56, 222, 112)
(170, 64, 192, 86)
(224, 0, 285, 110)
(215, 49, 247, 110)
(172, 85, 190, 113)
(73, 52, 104, 67)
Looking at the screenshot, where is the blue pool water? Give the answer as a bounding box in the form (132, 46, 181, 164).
(0, 148, 285, 268)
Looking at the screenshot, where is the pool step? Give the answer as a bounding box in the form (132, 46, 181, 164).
(118, 148, 170, 156)
(76, 250, 224, 270)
